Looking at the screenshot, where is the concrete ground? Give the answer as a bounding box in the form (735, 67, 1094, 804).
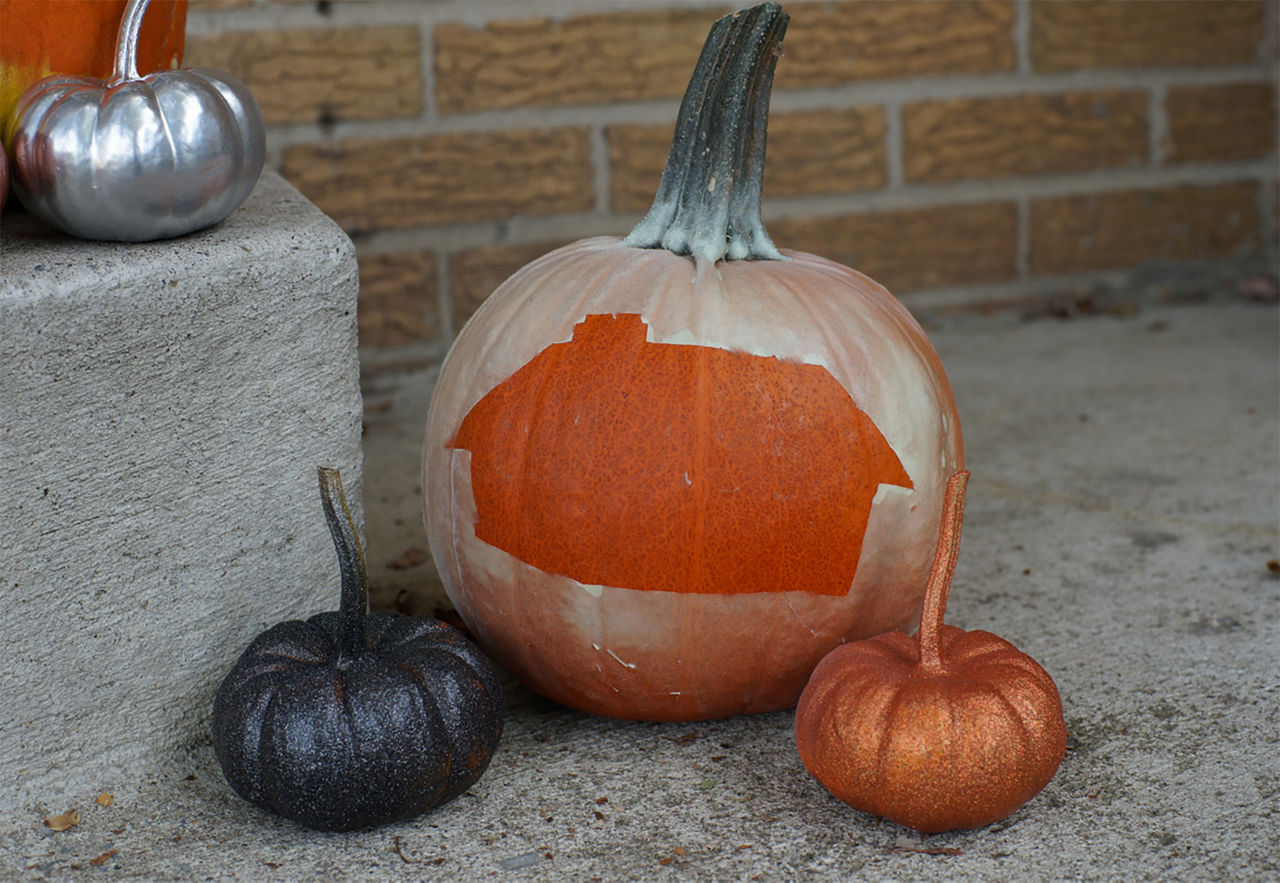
(4, 295, 1276, 880)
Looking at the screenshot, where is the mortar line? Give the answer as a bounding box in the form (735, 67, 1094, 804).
(1259, 0, 1280, 65)
(343, 160, 1276, 256)
(437, 248, 455, 341)
(900, 259, 1278, 315)
(1257, 183, 1278, 270)
(1015, 197, 1032, 281)
(1014, 0, 1032, 74)
(1263, 0, 1280, 270)
(187, 0, 731, 33)
(1148, 84, 1169, 168)
(591, 125, 612, 215)
(259, 66, 1273, 149)
(419, 7, 439, 126)
(186, 1, 425, 33)
(882, 99, 905, 189)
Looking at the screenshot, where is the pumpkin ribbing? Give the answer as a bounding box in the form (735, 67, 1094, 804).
(212, 467, 505, 831)
(794, 471, 1067, 833)
(7, 0, 262, 241)
(0, 0, 187, 129)
(625, 2, 786, 263)
(422, 1, 964, 721)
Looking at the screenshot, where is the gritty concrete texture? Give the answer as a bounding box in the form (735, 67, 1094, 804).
(2, 295, 1277, 880)
(0, 171, 363, 810)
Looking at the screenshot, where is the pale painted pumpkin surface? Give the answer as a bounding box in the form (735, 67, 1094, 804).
(423, 237, 963, 721)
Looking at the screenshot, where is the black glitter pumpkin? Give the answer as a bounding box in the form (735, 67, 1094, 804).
(212, 467, 505, 832)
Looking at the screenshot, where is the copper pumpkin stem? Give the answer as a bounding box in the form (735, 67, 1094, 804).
(917, 470, 970, 672)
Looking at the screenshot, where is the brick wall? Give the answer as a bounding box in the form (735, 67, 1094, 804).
(185, 0, 1279, 368)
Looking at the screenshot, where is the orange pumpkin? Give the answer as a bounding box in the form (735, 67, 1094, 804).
(0, 0, 187, 129)
(422, 2, 963, 720)
(794, 472, 1067, 833)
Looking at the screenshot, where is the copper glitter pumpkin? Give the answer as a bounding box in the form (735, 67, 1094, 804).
(794, 472, 1066, 833)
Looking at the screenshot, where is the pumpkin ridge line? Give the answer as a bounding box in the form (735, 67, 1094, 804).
(988, 681, 1039, 773)
(868, 681, 903, 802)
(137, 78, 180, 215)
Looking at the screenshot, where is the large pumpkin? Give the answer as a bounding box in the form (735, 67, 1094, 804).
(0, 0, 187, 129)
(422, 2, 963, 721)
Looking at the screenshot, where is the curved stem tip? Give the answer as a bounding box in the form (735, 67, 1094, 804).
(318, 466, 368, 665)
(917, 470, 970, 673)
(112, 0, 152, 83)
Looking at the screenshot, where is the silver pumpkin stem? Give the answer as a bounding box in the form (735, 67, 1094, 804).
(112, 0, 152, 84)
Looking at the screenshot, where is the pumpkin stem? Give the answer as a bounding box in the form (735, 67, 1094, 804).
(624, 2, 787, 263)
(112, 0, 151, 83)
(318, 467, 368, 665)
(917, 471, 970, 673)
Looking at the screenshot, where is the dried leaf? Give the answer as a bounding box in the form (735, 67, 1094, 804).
(393, 589, 417, 616)
(44, 810, 80, 831)
(392, 837, 413, 865)
(89, 850, 118, 867)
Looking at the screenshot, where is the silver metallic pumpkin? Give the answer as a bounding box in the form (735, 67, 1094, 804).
(7, 0, 265, 241)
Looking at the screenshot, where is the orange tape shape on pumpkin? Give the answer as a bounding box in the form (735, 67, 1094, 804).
(450, 313, 913, 596)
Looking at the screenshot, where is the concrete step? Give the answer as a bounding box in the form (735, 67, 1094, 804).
(1, 172, 363, 809)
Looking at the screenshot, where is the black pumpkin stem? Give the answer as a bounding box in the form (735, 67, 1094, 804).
(624, 2, 787, 263)
(317, 466, 368, 665)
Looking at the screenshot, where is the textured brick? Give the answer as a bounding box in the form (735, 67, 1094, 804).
(768, 202, 1018, 293)
(185, 26, 422, 125)
(608, 107, 887, 212)
(1165, 83, 1278, 164)
(777, 0, 1015, 87)
(1031, 1, 1264, 71)
(434, 9, 724, 113)
(451, 242, 570, 330)
(903, 91, 1148, 184)
(604, 124, 669, 213)
(357, 252, 439, 348)
(1030, 184, 1260, 275)
(281, 128, 594, 232)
